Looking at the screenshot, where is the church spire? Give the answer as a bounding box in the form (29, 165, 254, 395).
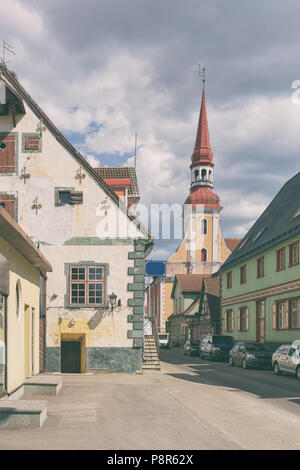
(190, 86, 214, 169)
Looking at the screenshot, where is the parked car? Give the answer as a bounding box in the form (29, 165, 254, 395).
(272, 343, 300, 380)
(199, 334, 235, 361)
(229, 342, 272, 369)
(184, 340, 201, 356)
(158, 333, 169, 348)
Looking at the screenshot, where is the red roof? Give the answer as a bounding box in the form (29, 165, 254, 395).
(176, 274, 211, 292)
(225, 238, 242, 252)
(191, 88, 214, 168)
(104, 178, 131, 187)
(185, 186, 221, 209)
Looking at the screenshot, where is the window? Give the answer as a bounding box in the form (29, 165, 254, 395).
(276, 248, 285, 271)
(253, 227, 267, 242)
(227, 271, 232, 289)
(225, 310, 234, 332)
(56, 189, 83, 206)
(289, 299, 300, 329)
(200, 219, 208, 235)
(0, 194, 15, 219)
(238, 307, 249, 331)
(240, 265, 246, 284)
(201, 248, 207, 262)
(201, 169, 207, 179)
(69, 265, 105, 307)
(238, 238, 249, 250)
(194, 170, 199, 180)
(289, 242, 299, 267)
(23, 135, 41, 152)
(277, 301, 288, 329)
(257, 257, 264, 278)
(0, 134, 15, 173)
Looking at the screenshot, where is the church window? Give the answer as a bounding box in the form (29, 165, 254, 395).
(201, 248, 207, 262)
(200, 219, 208, 234)
(194, 170, 199, 180)
(201, 169, 207, 179)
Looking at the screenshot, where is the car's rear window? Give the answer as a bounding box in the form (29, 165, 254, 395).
(212, 336, 235, 344)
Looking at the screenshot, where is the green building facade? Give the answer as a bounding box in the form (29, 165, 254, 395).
(219, 172, 300, 350)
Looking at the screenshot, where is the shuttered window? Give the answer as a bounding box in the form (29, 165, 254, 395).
(0, 134, 15, 173)
(22, 134, 41, 153)
(0, 194, 15, 219)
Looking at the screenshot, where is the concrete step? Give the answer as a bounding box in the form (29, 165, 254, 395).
(24, 375, 63, 396)
(0, 400, 48, 428)
(142, 364, 161, 370)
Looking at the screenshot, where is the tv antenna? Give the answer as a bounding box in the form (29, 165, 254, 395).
(1, 41, 15, 66)
(134, 132, 138, 169)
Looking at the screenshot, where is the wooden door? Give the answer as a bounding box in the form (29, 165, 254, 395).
(61, 341, 81, 373)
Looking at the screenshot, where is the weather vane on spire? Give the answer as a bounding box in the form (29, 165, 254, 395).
(198, 64, 206, 87)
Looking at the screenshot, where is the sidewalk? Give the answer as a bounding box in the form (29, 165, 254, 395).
(0, 371, 237, 450)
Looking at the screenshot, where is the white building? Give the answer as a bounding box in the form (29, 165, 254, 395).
(0, 64, 153, 373)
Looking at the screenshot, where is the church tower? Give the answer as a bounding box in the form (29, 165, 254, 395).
(168, 85, 233, 275)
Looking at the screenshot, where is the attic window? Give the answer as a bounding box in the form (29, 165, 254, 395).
(253, 227, 267, 242)
(238, 238, 249, 250)
(57, 190, 83, 206)
(23, 134, 41, 152)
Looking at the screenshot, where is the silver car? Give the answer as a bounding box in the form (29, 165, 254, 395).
(272, 343, 300, 380)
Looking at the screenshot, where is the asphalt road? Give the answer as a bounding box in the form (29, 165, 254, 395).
(160, 347, 300, 417)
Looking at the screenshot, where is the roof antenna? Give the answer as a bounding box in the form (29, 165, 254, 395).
(1, 41, 15, 66)
(198, 64, 206, 88)
(134, 132, 138, 169)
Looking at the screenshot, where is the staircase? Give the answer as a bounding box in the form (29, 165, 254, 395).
(142, 336, 160, 371)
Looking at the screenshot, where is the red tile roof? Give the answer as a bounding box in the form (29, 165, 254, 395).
(225, 238, 242, 252)
(176, 274, 211, 292)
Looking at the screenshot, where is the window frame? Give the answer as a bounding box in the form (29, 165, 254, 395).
(227, 271, 232, 289)
(289, 242, 299, 268)
(276, 247, 286, 272)
(225, 309, 234, 332)
(22, 133, 42, 153)
(257, 256, 264, 279)
(240, 265, 247, 284)
(67, 264, 108, 308)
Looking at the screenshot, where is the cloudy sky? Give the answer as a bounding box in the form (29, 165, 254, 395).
(2, 0, 300, 259)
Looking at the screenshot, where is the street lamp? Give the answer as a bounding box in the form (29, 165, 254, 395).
(109, 292, 117, 312)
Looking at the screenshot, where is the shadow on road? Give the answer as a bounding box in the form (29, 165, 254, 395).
(159, 348, 300, 401)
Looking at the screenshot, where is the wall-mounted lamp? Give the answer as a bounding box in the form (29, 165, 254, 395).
(68, 319, 76, 327)
(109, 292, 118, 312)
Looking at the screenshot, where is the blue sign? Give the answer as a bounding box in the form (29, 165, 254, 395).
(145, 260, 166, 276)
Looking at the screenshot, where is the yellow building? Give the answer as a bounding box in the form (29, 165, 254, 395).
(0, 207, 52, 397)
(147, 87, 240, 332)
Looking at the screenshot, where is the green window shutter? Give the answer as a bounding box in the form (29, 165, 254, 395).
(272, 303, 277, 330)
(284, 301, 289, 329)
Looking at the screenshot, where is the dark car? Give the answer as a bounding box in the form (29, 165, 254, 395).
(229, 342, 272, 369)
(184, 340, 201, 356)
(200, 334, 235, 361)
